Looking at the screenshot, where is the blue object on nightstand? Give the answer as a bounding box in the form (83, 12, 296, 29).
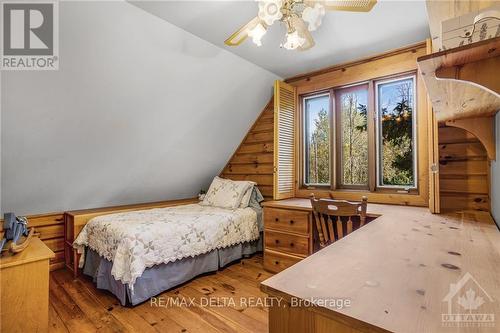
(0, 213, 29, 253)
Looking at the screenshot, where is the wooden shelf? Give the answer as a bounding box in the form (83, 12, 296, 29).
(417, 37, 500, 122)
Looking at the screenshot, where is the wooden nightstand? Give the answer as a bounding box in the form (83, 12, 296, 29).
(1, 237, 54, 332)
(263, 199, 316, 273)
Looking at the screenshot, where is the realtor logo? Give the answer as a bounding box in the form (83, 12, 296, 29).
(1, 1, 58, 70)
(442, 272, 495, 328)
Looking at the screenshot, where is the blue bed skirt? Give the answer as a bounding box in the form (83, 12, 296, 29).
(83, 235, 262, 306)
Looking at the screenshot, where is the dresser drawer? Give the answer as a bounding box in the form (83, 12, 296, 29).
(264, 250, 302, 273)
(264, 208, 309, 235)
(265, 230, 309, 256)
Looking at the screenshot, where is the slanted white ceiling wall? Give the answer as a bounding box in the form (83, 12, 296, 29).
(130, 0, 430, 78)
(1, 1, 279, 215)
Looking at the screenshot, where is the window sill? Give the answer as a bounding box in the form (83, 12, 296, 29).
(295, 188, 426, 207)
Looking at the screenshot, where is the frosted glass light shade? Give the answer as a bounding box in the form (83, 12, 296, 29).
(302, 3, 325, 31)
(282, 30, 306, 50)
(258, 0, 283, 26)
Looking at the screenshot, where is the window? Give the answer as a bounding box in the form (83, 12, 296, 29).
(336, 85, 369, 188)
(301, 72, 417, 192)
(303, 93, 330, 186)
(376, 76, 416, 188)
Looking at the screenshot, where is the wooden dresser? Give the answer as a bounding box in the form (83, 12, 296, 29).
(263, 200, 316, 273)
(1, 237, 54, 333)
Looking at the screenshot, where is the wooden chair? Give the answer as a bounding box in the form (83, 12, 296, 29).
(310, 194, 368, 248)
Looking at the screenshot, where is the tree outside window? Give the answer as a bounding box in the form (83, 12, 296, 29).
(304, 94, 330, 185)
(377, 77, 415, 187)
(301, 72, 417, 192)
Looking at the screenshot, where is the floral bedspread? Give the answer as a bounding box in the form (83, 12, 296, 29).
(73, 204, 259, 289)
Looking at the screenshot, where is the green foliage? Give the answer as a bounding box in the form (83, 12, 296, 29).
(341, 94, 368, 185)
(307, 108, 330, 184)
(380, 83, 414, 186)
(355, 103, 368, 132)
(305, 79, 415, 188)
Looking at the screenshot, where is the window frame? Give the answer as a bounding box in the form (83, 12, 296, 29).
(299, 70, 419, 194)
(375, 74, 418, 190)
(334, 82, 371, 191)
(302, 90, 333, 188)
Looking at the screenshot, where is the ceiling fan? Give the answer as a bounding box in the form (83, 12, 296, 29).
(224, 0, 377, 51)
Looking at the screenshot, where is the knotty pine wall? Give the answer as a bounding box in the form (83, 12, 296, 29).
(221, 99, 274, 200)
(439, 126, 490, 211)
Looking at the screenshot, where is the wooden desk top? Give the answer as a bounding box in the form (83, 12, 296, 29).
(264, 198, 392, 217)
(0, 237, 54, 269)
(261, 199, 500, 333)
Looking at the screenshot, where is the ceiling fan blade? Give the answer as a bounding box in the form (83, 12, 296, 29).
(309, 0, 377, 12)
(291, 17, 316, 51)
(299, 32, 315, 51)
(224, 16, 261, 46)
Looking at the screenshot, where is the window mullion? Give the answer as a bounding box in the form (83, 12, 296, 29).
(368, 81, 376, 192)
(330, 88, 337, 191)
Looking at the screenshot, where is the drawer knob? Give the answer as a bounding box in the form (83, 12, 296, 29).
(275, 218, 279, 222)
(275, 239, 280, 244)
(290, 242, 294, 247)
(290, 220, 294, 224)
(275, 261, 280, 265)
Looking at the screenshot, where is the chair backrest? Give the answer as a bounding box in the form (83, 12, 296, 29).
(310, 194, 368, 247)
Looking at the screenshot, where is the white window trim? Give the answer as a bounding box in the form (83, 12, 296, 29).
(303, 92, 331, 187)
(375, 75, 418, 190)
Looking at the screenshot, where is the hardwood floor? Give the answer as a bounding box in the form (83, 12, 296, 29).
(49, 254, 272, 333)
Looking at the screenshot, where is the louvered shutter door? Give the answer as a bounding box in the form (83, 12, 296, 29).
(273, 80, 296, 200)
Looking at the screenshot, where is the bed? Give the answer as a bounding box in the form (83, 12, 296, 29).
(73, 179, 264, 305)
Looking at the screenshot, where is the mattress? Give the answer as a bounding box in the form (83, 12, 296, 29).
(74, 203, 261, 288)
(83, 236, 262, 306)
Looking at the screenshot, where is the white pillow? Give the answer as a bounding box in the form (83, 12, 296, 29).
(201, 177, 251, 209)
(238, 182, 256, 208)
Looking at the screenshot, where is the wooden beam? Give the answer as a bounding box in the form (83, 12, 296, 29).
(285, 41, 426, 84)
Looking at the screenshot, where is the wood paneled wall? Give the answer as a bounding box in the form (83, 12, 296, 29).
(221, 99, 274, 200)
(439, 126, 490, 211)
(0, 213, 65, 271)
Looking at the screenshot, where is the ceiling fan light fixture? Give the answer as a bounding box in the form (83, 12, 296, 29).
(247, 22, 267, 46)
(302, 3, 326, 31)
(225, 0, 377, 51)
(282, 30, 306, 50)
(258, 0, 284, 25)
